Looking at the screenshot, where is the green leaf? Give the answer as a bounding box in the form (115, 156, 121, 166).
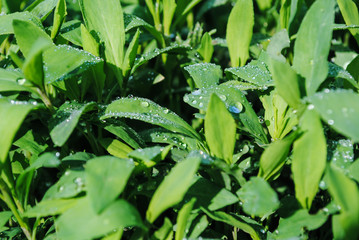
(184, 177, 238, 211)
(122, 28, 140, 78)
(79, 0, 125, 84)
(197, 32, 214, 63)
(56, 197, 145, 240)
(51, 0, 67, 39)
(146, 155, 200, 223)
(0, 99, 35, 164)
(163, 0, 176, 36)
(346, 55, 359, 82)
(184, 84, 268, 144)
(43, 45, 102, 84)
(175, 198, 196, 240)
(85, 156, 135, 213)
(266, 29, 290, 63)
(201, 209, 262, 240)
(49, 101, 96, 146)
(59, 20, 82, 46)
(328, 62, 359, 89)
(325, 164, 359, 240)
(24, 198, 78, 217)
(153, 218, 173, 240)
(128, 145, 171, 168)
(226, 0, 254, 67)
(268, 59, 302, 110)
(291, 109, 326, 209)
(260, 91, 298, 140)
(274, 209, 328, 239)
(237, 177, 279, 217)
(12, 19, 53, 58)
(309, 89, 359, 142)
(255, 0, 272, 11)
(258, 133, 297, 181)
(124, 14, 164, 45)
(99, 138, 133, 158)
(0, 12, 42, 35)
(22, 38, 51, 90)
(104, 123, 144, 149)
(225, 60, 273, 88)
(337, 0, 359, 46)
(101, 97, 201, 141)
(131, 44, 190, 74)
(328, 139, 354, 174)
(292, 0, 334, 96)
(349, 159, 359, 182)
(0, 211, 12, 231)
(27, 0, 58, 21)
(43, 169, 85, 200)
(0, 69, 35, 93)
(184, 63, 221, 88)
(205, 94, 236, 164)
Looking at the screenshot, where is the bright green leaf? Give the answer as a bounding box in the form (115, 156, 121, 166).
(226, 0, 254, 67)
(99, 138, 133, 158)
(184, 63, 221, 88)
(205, 94, 236, 164)
(237, 177, 280, 217)
(56, 197, 145, 240)
(337, 0, 359, 46)
(266, 29, 290, 63)
(24, 198, 78, 218)
(122, 28, 140, 78)
(85, 156, 135, 213)
(197, 32, 213, 63)
(146, 155, 200, 223)
(292, 0, 334, 95)
(309, 89, 359, 143)
(175, 198, 196, 240)
(49, 101, 96, 146)
(51, 0, 67, 39)
(291, 109, 326, 209)
(0, 99, 34, 165)
(0, 12, 42, 35)
(101, 97, 201, 141)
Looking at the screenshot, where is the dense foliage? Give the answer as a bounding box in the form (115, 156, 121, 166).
(0, 0, 359, 239)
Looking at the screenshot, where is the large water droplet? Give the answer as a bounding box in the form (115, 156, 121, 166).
(307, 104, 315, 110)
(328, 119, 334, 125)
(141, 101, 149, 108)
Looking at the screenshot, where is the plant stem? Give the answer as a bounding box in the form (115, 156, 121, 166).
(36, 88, 54, 114)
(0, 179, 32, 240)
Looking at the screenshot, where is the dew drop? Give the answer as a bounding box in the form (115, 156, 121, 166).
(141, 101, 149, 108)
(199, 102, 204, 108)
(192, 89, 202, 95)
(163, 109, 169, 114)
(328, 119, 334, 125)
(219, 95, 227, 101)
(307, 104, 315, 110)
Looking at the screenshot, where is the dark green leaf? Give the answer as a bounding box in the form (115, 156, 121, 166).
(104, 123, 144, 149)
(185, 177, 238, 211)
(122, 28, 140, 77)
(128, 145, 171, 168)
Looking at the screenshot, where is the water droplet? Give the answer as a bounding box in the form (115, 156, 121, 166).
(58, 186, 64, 192)
(307, 104, 315, 110)
(199, 102, 204, 108)
(55, 152, 60, 157)
(163, 109, 169, 114)
(192, 89, 201, 95)
(141, 101, 149, 107)
(219, 95, 227, 101)
(328, 119, 334, 125)
(258, 116, 264, 124)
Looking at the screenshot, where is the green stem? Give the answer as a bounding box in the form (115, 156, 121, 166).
(36, 88, 54, 114)
(0, 179, 32, 240)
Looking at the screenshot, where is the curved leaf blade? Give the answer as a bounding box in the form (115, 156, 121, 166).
(101, 97, 201, 141)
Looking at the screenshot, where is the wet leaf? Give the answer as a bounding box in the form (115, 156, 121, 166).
(49, 101, 96, 146)
(0, 12, 41, 35)
(85, 156, 135, 213)
(101, 97, 201, 141)
(292, 0, 334, 95)
(236, 177, 279, 217)
(184, 63, 221, 88)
